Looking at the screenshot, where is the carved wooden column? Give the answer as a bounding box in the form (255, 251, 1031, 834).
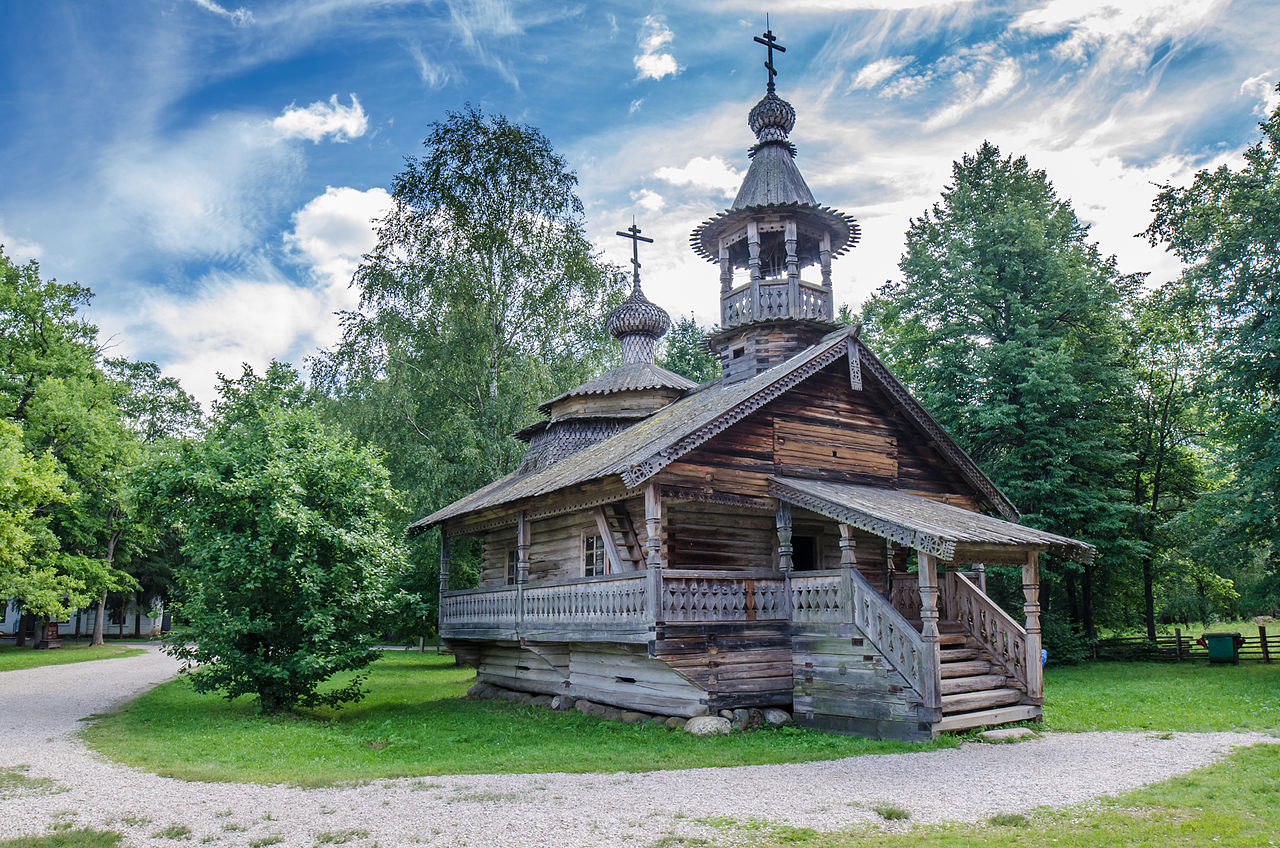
(785, 219, 799, 315)
(719, 239, 733, 294)
(917, 551, 943, 711)
(438, 530, 450, 636)
(775, 502, 793, 573)
(973, 562, 987, 594)
(838, 524, 856, 568)
(644, 483, 664, 625)
(516, 511, 530, 633)
(819, 230, 833, 315)
(1024, 551, 1043, 703)
(747, 220, 762, 320)
(882, 539, 893, 597)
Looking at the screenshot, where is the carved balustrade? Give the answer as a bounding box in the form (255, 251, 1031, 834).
(944, 571, 1029, 692)
(721, 279, 833, 328)
(661, 569, 787, 622)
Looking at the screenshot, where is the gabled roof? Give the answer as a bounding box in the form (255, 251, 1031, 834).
(770, 477, 1093, 563)
(409, 327, 1018, 534)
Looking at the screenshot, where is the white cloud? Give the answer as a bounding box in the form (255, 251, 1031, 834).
(629, 98, 645, 114)
(272, 94, 368, 143)
(188, 0, 254, 26)
(407, 41, 454, 89)
(447, 0, 522, 87)
(1241, 71, 1280, 117)
(850, 56, 911, 90)
(284, 185, 391, 290)
(925, 57, 1020, 129)
(635, 15, 679, 81)
(653, 156, 743, 198)
(0, 225, 43, 263)
(630, 188, 665, 213)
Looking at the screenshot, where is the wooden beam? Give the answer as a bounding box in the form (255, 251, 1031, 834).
(593, 507, 625, 574)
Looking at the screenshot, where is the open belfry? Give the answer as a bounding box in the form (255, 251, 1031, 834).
(411, 28, 1093, 739)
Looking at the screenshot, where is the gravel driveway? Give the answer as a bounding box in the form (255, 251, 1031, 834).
(0, 647, 1272, 847)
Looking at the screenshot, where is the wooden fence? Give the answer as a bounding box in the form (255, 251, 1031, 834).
(1092, 625, 1277, 662)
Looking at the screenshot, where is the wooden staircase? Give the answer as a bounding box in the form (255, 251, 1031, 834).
(595, 504, 644, 571)
(932, 621, 1039, 733)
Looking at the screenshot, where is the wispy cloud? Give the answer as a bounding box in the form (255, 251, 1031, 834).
(188, 0, 254, 27)
(850, 56, 911, 90)
(1013, 0, 1222, 67)
(446, 0, 522, 87)
(406, 40, 454, 89)
(272, 94, 368, 142)
(635, 15, 679, 81)
(925, 57, 1020, 129)
(0, 224, 43, 263)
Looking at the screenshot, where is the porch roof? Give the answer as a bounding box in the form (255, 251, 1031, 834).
(768, 477, 1095, 564)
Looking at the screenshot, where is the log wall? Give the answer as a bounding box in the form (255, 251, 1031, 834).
(792, 622, 935, 741)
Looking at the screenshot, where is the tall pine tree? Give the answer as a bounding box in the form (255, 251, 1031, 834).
(861, 141, 1137, 636)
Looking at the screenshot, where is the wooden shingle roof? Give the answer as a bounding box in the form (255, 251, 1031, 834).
(769, 477, 1094, 563)
(409, 327, 1018, 534)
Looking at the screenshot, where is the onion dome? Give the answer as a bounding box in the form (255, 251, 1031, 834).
(748, 91, 796, 146)
(607, 280, 672, 364)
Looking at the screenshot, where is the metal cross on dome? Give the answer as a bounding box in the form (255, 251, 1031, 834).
(616, 220, 653, 289)
(754, 21, 786, 94)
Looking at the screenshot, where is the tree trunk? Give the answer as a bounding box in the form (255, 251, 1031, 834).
(1082, 564, 1096, 639)
(1143, 555, 1157, 641)
(15, 612, 31, 647)
(91, 592, 107, 646)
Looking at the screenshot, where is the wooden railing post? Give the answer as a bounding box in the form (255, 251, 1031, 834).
(1023, 551, 1043, 702)
(973, 562, 987, 594)
(917, 551, 942, 711)
(1261, 625, 1270, 663)
(776, 502, 794, 618)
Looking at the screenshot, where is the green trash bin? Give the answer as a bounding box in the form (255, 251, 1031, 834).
(1201, 632, 1243, 664)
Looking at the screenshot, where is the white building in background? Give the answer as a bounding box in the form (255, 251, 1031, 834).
(2, 597, 168, 639)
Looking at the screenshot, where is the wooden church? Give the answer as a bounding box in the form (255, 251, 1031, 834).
(411, 31, 1093, 740)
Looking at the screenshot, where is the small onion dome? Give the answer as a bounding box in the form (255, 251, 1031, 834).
(748, 91, 796, 145)
(606, 281, 671, 347)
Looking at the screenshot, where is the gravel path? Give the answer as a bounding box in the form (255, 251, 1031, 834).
(0, 648, 1272, 847)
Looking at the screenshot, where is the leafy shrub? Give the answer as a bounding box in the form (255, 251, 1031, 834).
(1040, 614, 1091, 665)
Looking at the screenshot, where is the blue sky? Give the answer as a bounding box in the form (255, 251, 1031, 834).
(2, 0, 1277, 405)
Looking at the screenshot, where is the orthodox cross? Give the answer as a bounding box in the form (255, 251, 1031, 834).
(616, 220, 653, 288)
(754, 23, 786, 94)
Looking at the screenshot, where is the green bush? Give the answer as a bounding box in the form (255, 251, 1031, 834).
(1040, 614, 1091, 665)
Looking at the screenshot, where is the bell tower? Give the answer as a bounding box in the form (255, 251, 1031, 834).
(691, 26, 860, 382)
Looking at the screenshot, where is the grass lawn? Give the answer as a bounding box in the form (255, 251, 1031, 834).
(0, 643, 146, 673)
(81, 652, 954, 784)
(675, 743, 1280, 847)
(1042, 661, 1280, 731)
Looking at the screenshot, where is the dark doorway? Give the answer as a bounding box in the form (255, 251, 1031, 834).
(793, 535, 819, 570)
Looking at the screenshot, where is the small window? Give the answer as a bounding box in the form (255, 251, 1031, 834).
(732, 346, 745, 359)
(505, 549, 517, 585)
(584, 534, 608, 577)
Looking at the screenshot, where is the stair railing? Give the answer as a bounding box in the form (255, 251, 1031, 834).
(945, 571, 1029, 693)
(847, 567, 936, 708)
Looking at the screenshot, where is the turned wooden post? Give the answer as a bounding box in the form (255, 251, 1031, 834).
(747, 220, 762, 319)
(819, 231, 833, 290)
(1024, 551, 1043, 702)
(785, 219, 799, 313)
(644, 483, 665, 624)
(973, 562, 987, 594)
(838, 524, 857, 568)
(438, 530, 450, 636)
(882, 539, 893, 596)
(516, 511, 530, 633)
(917, 551, 942, 711)
(776, 502, 794, 573)
(719, 239, 733, 294)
